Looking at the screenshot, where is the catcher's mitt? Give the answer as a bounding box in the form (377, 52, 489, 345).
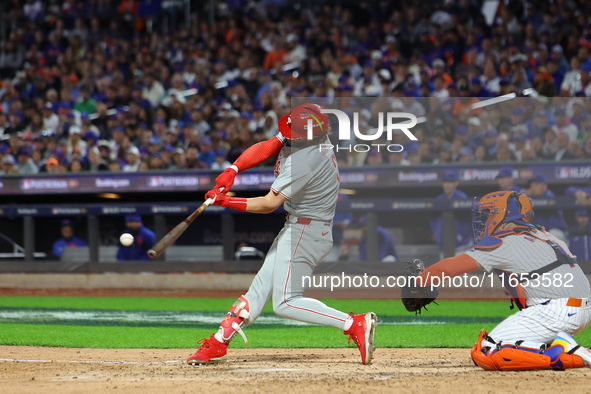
(401, 259, 439, 314)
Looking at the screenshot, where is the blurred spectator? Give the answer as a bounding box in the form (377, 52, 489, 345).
(389, 150, 410, 166)
(227, 129, 255, 163)
(211, 149, 232, 171)
(263, 38, 288, 71)
(67, 126, 87, 159)
(407, 148, 421, 165)
(81, 114, 100, 136)
(87, 147, 109, 172)
(470, 77, 492, 98)
(116, 215, 156, 261)
(52, 219, 88, 259)
(98, 144, 112, 162)
(569, 210, 590, 261)
(1, 0, 591, 178)
(566, 185, 591, 206)
(0, 155, 18, 175)
(496, 167, 522, 192)
(434, 142, 453, 164)
(185, 147, 207, 169)
(74, 85, 96, 114)
(123, 146, 141, 172)
(16, 148, 38, 174)
(42, 103, 59, 132)
(67, 159, 84, 173)
(474, 145, 486, 163)
(523, 174, 568, 241)
(357, 216, 398, 263)
(553, 109, 579, 143)
(580, 138, 591, 159)
(108, 160, 122, 172)
(143, 72, 166, 108)
(561, 57, 582, 94)
(554, 133, 577, 161)
(41, 157, 60, 173)
(169, 148, 188, 170)
(521, 146, 541, 161)
(148, 153, 167, 170)
(533, 66, 556, 97)
(542, 128, 558, 158)
(483, 129, 499, 160)
(138, 160, 150, 171)
(458, 146, 474, 163)
(198, 136, 215, 167)
(430, 170, 473, 256)
(512, 135, 527, 161)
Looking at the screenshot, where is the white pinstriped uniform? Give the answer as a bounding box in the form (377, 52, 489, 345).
(466, 229, 591, 349)
(242, 140, 349, 330)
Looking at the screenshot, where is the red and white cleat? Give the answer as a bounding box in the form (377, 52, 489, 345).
(187, 334, 228, 365)
(344, 312, 378, 365)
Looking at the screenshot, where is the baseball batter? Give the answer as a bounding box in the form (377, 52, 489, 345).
(187, 104, 377, 365)
(406, 191, 591, 371)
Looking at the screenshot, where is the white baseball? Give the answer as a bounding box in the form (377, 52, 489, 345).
(120, 233, 134, 247)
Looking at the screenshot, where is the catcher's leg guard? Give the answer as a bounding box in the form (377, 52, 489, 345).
(489, 345, 587, 371)
(216, 296, 253, 344)
(470, 330, 588, 371)
(551, 330, 591, 367)
(471, 330, 498, 371)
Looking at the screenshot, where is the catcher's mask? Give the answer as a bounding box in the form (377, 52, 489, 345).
(278, 103, 330, 140)
(472, 191, 534, 243)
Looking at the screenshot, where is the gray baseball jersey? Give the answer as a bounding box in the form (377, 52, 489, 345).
(238, 139, 350, 332)
(270, 141, 339, 221)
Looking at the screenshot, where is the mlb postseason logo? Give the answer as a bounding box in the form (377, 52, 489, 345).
(307, 109, 418, 153)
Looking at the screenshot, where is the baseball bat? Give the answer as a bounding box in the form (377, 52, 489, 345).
(147, 189, 223, 259)
(414, 93, 518, 125)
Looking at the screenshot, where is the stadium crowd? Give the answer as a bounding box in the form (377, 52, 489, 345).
(1, 0, 591, 175)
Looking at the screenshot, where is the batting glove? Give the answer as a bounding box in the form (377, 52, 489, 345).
(211, 193, 248, 212)
(205, 167, 237, 200)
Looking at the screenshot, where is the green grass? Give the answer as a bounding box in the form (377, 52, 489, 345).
(0, 296, 514, 316)
(0, 324, 490, 349)
(0, 296, 589, 349)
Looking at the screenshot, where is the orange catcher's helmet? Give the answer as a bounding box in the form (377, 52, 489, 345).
(278, 103, 330, 140)
(472, 191, 534, 243)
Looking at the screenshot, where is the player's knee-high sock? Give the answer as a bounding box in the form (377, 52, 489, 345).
(214, 237, 278, 345)
(214, 296, 253, 344)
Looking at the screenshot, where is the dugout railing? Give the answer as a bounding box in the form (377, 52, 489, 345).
(0, 196, 587, 275)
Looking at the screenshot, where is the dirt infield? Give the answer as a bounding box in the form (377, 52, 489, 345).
(2, 346, 591, 394)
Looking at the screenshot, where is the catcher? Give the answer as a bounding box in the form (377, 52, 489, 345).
(186, 104, 377, 365)
(402, 191, 591, 371)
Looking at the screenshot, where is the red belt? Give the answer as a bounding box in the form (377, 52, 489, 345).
(286, 214, 330, 225)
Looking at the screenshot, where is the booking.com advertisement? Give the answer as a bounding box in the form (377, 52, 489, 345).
(287, 96, 591, 301)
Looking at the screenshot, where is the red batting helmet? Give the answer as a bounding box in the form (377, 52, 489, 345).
(278, 103, 330, 140)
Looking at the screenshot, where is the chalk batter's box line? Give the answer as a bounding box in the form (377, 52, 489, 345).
(0, 358, 182, 365)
